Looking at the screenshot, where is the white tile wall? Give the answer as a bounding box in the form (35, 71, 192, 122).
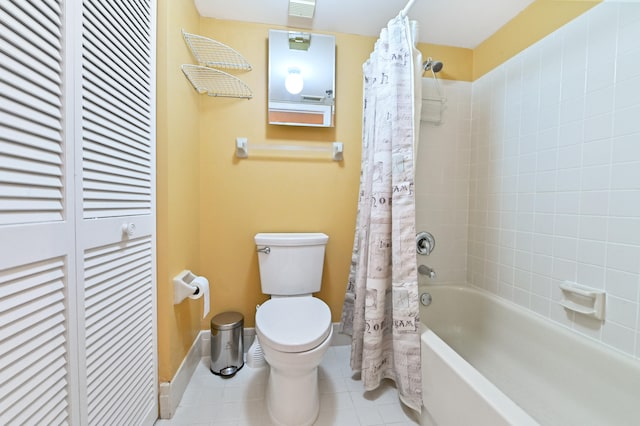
(467, 2, 640, 359)
(415, 78, 472, 286)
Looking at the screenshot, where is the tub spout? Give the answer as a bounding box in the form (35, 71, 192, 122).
(418, 264, 436, 279)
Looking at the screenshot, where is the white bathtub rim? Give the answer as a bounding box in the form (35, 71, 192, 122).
(420, 327, 537, 426)
(420, 283, 640, 367)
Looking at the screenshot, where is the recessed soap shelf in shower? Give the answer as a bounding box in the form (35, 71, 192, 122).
(559, 281, 606, 320)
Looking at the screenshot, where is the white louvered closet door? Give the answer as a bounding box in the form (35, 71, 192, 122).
(75, 0, 157, 425)
(0, 1, 78, 424)
(0, 0, 157, 425)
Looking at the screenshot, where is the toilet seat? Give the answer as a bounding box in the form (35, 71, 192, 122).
(256, 297, 332, 353)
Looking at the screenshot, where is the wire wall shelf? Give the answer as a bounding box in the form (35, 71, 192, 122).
(181, 65, 253, 99)
(182, 30, 252, 71)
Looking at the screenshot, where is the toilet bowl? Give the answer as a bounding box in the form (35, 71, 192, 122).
(256, 296, 333, 426)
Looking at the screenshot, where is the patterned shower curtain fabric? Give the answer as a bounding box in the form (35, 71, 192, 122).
(340, 14, 421, 412)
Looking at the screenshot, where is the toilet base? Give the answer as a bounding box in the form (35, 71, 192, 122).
(258, 327, 333, 426)
(266, 365, 320, 426)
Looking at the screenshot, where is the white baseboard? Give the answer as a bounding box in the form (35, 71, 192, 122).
(158, 331, 205, 419)
(159, 323, 350, 419)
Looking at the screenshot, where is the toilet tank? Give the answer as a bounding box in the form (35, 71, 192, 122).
(255, 233, 329, 296)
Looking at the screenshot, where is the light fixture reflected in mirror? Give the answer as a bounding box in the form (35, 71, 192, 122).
(285, 67, 304, 94)
(268, 29, 335, 127)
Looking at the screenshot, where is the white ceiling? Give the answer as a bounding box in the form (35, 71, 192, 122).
(194, 0, 536, 49)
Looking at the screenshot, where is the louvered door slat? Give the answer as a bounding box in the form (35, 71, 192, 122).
(38, 401, 69, 426)
(90, 343, 153, 425)
(0, 139, 62, 164)
(83, 102, 151, 145)
(84, 82, 150, 131)
(0, 126, 63, 154)
(83, 146, 149, 174)
(0, 0, 64, 228)
(0, 279, 64, 315)
(83, 138, 149, 167)
(2, 154, 62, 175)
(85, 253, 150, 299)
(83, 159, 150, 182)
(86, 299, 149, 364)
(0, 169, 61, 188)
(0, 33, 61, 77)
(0, 51, 62, 98)
(92, 1, 149, 58)
(0, 7, 62, 67)
(83, 236, 154, 425)
(108, 351, 154, 425)
(85, 277, 148, 333)
(4, 359, 67, 423)
(28, 393, 68, 426)
(87, 312, 151, 389)
(83, 170, 150, 189)
(82, 10, 148, 83)
(83, 119, 151, 154)
(83, 180, 150, 196)
(81, 0, 153, 223)
(1, 324, 65, 370)
(83, 50, 148, 109)
(2, 2, 62, 45)
(0, 110, 62, 147)
(0, 300, 64, 345)
(1, 92, 62, 131)
(0, 184, 62, 199)
(0, 78, 62, 119)
(3, 344, 66, 398)
(0, 255, 69, 425)
(87, 1, 150, 71)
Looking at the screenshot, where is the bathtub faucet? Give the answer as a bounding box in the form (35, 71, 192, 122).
(418, 264, 436, 279)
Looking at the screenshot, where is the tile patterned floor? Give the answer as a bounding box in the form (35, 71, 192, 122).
(155, 345, 420, 426)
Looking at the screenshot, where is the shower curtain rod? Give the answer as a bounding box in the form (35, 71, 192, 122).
(400, 0, 416, 17)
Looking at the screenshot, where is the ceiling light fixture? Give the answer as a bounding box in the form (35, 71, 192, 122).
(289, 0, 316, 19)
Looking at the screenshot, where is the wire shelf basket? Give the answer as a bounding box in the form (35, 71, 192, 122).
(182, 30, 252, 71)
(181, 65, 253, 99)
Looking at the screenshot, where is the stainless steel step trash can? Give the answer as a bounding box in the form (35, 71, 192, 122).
(210, 311, 244, 377)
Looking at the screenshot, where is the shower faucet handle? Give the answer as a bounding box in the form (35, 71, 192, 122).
(416, 231, 436, 255)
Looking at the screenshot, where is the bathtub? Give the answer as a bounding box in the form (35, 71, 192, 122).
(419, 285, 640, 426)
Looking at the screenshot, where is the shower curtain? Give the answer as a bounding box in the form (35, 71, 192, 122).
(340, 13, 422, 411)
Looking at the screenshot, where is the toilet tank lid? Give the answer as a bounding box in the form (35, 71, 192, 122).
(254, 233, 328, 246)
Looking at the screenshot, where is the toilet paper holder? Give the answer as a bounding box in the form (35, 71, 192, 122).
(173, 270, 199, 304)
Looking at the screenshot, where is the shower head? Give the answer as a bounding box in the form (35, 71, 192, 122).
(423, 58, 443, 74)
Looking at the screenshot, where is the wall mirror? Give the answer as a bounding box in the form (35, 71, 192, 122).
(268, 29, 336, 127)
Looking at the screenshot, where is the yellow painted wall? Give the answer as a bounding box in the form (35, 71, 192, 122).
(196, 20, 374, 327)
(418, 43, 473, 82)
(156, 0, 202, 382)
(473, 0, 601, 80)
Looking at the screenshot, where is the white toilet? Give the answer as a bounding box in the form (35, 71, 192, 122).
(254, 232, 333, 426)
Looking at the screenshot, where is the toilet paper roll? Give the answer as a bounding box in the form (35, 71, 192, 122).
(189, 276, 210, 319)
